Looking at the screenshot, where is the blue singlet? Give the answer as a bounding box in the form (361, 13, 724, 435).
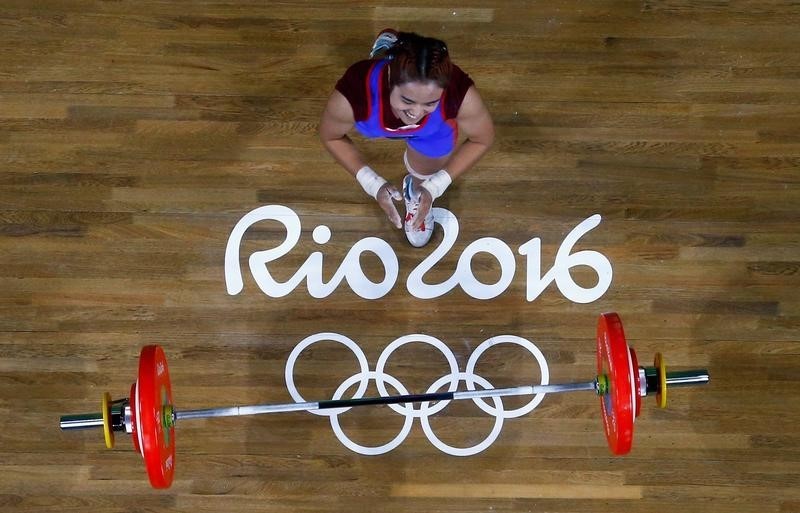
(354, 59, 458, 158)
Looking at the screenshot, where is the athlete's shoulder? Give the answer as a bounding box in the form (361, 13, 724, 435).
(443, 63, 475, 119)
(337, 59, 379, 88)
(335, 59, 380, 121)
(450, 63, 473, 84)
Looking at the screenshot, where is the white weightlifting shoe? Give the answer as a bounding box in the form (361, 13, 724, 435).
(402, 174, 434, 248)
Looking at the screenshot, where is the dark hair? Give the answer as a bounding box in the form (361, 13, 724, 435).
(387, 32, 452, 89)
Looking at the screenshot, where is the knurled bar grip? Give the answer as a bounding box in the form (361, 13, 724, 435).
(173, 382, 597, 421)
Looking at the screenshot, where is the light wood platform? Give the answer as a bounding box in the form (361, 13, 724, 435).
(1, 2, 798, 512)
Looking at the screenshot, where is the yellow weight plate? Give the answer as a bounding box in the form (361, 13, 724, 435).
(654, 353, 667, 408)
(102, 392, 115, 449)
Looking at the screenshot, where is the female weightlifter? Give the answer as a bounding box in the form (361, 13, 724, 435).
(319, 30, 494, 247)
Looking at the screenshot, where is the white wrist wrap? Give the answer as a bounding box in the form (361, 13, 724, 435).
(420, 169, 452, 200)
(355, 166, 387, 199)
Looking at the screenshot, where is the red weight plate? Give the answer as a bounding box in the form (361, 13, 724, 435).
(137, 345, 176, 489)
(629, 347, 642, 418)
(597, 313, 634, 455)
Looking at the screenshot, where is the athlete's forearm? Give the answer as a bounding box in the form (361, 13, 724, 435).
(320, 134, 367, 176)
(444, 138, 493, 179)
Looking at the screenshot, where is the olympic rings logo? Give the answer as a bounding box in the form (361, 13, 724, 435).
(285, 333, 550, 456)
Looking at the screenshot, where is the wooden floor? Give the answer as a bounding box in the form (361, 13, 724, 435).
(2, 1, 799, 512)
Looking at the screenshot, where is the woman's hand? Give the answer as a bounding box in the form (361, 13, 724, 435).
(376, 183, 403, 229)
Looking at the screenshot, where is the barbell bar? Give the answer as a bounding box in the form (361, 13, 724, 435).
(59, 312, 709, 489)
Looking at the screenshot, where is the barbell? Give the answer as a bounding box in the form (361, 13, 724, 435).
(59, 312, 709, 489)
